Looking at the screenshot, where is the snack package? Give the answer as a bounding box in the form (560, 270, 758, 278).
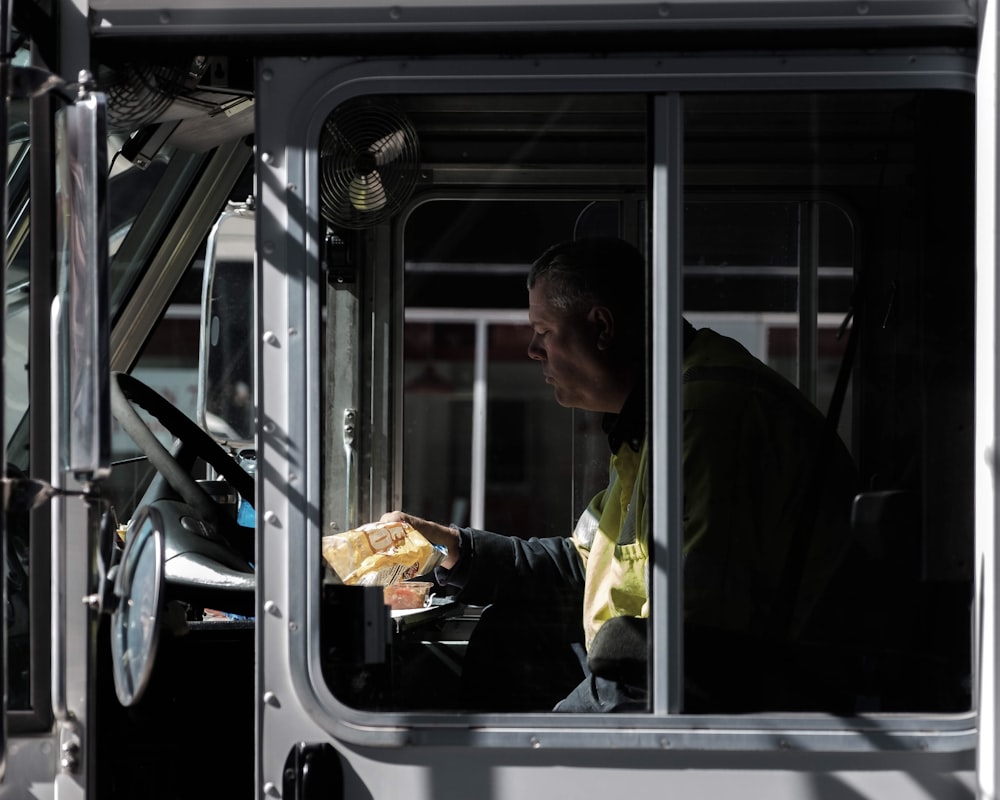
(321, 520, 446, 587)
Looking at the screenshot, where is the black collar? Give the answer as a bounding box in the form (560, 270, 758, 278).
(601, 319, 698, 454)
(603, 385, 645, 454)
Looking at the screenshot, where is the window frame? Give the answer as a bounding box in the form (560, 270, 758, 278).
(256, 50, 978, 753)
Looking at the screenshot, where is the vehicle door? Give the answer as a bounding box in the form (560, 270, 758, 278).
(255, 37, 979, 800)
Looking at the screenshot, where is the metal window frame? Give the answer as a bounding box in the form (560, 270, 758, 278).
(255, 50, 977, 755)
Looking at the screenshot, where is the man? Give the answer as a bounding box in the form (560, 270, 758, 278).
(383, 237, 861, 712)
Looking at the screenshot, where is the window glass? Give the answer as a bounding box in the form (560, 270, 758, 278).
(319, 88, 973, 717)
(682, 91, 970, 714)
(320, 93, 645, 711)
(104, 263, 206, 519)
(104, 168, 254, 521)
(107, 148, 209, 317)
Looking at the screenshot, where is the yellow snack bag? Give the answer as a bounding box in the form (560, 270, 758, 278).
(321, 520, 445, 587)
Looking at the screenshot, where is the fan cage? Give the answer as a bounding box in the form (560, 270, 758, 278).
(101, 60, 203, 132)
(320, 98, 421, 230)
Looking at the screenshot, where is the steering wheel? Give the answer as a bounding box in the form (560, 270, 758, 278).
(110, 371, 255, 526)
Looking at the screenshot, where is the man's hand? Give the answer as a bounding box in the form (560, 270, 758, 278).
(379, 510, 461, 569)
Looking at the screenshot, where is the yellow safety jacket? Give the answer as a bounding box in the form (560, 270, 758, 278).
(573, 433, 648, 650)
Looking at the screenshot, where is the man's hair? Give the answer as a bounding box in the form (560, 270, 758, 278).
(527, 237, 645, 322)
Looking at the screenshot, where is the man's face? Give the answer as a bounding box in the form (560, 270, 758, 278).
(527, 277, 623, 414)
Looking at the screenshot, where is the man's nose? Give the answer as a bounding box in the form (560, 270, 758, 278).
(527, 336, 543, 360)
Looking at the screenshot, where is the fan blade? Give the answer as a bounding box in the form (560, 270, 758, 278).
(369, 128, 408, 166)
(349, 171, 387, 212)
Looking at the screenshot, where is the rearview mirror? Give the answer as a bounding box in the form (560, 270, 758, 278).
(197, 201, 255, 449)
(54, 81, 110, 481)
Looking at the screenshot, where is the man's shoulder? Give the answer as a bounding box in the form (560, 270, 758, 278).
(682, 328, 819, 420)
(683, 327, 779, 390)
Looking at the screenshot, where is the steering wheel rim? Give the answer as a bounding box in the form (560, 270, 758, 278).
(110, 371, 255, 525)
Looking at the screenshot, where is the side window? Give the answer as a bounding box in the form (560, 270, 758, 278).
(319, 94, 648, 711)
(318, 88, 973, 718)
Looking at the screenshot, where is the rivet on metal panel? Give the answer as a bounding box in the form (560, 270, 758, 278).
(264, 600, 282, 617)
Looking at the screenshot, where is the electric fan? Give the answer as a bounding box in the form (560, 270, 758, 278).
(320, 97, 421, 230)
(100, 58, 209, 132)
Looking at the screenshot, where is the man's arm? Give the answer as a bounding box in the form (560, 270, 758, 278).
(380, 509, 585, 608)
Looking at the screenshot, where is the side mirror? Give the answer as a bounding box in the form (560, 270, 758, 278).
(54, 78, 110, 481)
(197, 201, 255, 449)
(110, 505, 165, 706)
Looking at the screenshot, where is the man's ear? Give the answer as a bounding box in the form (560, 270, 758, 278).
(589, 305, 615, 351)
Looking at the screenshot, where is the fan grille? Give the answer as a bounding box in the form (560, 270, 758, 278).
(101, 62, 195, 132)
(320, 97, 421, 230)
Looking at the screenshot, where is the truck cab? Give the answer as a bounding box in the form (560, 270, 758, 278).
(0, 1, 992, 798)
